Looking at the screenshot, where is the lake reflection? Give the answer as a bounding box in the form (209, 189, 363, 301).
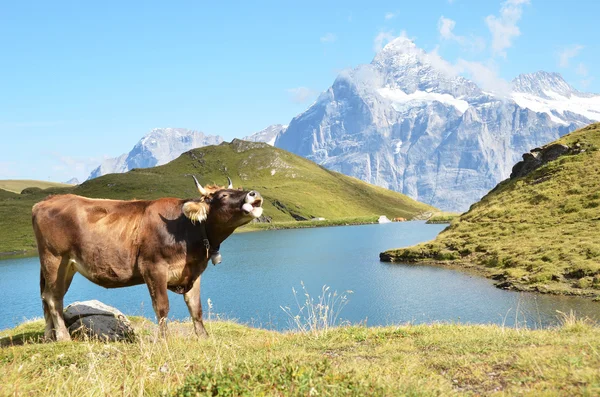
(0, 222, 598, 331)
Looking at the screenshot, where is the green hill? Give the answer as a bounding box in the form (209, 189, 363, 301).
(0, 140, 434, 255)
(0, 179, 72, 193)
(381, 123, 600, 299)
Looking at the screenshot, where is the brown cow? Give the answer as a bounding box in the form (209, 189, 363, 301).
(32, 176, 263, 341)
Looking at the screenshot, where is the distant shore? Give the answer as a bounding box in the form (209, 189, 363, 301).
(1, 216, 430, 258)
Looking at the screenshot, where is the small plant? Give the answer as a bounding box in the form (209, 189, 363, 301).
(556, 310, 595, 332)
(280, 282, 353, 335)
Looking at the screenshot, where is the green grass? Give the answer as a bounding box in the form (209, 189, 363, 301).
(1, 318, 599, 396)
(0, 140, 435, 255)
(0, 179, 72, 194)
(425, 212, 461, 224)
(382, 123, 600, 299)
(240, 216, 379, 232)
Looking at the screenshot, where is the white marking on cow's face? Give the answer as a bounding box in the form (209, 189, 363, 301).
(244, 193, 257, 205)
(242, 191, 263, 218)
(183, 201, 208, 223)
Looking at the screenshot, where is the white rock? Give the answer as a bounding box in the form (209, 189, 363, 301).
(378, 216, 392, 224)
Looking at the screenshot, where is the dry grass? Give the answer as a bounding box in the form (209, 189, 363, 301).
(0, 180, 71, 194)
(1, 317, 599, 396)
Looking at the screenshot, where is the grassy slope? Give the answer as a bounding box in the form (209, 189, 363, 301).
(1, 319, 599, 396)
(382, 123, 600, 299)
(0, 140, 434, 254)
(0, 179, 71, 193)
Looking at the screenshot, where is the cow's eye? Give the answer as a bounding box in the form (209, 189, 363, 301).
(221, 194, 228, 199)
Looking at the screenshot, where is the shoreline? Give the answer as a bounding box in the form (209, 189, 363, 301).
(0, 217, 418, 258)
(380, 252, 600, 301)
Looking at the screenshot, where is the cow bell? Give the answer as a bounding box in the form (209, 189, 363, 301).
(211, 251, 222, 265)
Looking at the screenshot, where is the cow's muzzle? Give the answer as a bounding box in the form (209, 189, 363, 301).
(241, 191, 263, 218)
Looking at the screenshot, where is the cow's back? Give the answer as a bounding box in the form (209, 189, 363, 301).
(33, 194, 152, 285)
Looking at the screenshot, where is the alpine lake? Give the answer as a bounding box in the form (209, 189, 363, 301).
(1, 221, 597, 331)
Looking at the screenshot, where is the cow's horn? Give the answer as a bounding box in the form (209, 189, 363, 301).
(227, 177, 233, 189)
(192, 175, 208, 196)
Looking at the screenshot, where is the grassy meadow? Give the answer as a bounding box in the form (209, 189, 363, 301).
(1, 315, 599, 396)
(0, 140, 435, 255)
(382, 123, 600, 299)
(425, 212, 460, 224)
(0, 180, 72, 194)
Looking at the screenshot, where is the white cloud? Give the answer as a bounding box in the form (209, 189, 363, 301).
(320, 33, 337, 43)
(485, 0, 529, 57)
(576, 63, 588, 77)
(456, 59, 511, 95)
(558, 44, 584, 68)
(373, 31, 397, 52)
(49, 153, 108, 182)
(438, 16, 458, 41)
(384, 12, 397, 20)
(424, 47, 461, 77)
(287, 87, 318, 103)
(438, 16, 485, 52)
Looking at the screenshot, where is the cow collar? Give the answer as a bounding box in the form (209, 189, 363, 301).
(200, 222, 221, 265)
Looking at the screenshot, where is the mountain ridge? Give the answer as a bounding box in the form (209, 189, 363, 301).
(0, 140, 435, 254)
(271, 37, 599, 211)
(87, 128, 223, 179)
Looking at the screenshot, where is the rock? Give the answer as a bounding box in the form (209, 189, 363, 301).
(378, 215, 392, 224)
(251, 215, 272, 223)
(63, 300, 134, 342)
(510, 143, 571, 179)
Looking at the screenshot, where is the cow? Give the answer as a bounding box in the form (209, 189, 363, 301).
(32, 176, 263, 341)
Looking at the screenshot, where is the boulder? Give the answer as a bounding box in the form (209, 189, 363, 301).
(510, 144, 571, 179)
(378, 215, 392, 224)
(63, 300, 134, 342)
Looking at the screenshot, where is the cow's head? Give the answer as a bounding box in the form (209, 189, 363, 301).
(182, 176, 263, 229)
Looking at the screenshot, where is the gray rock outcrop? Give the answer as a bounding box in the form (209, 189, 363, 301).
(63, 300, 134, 341)
(510, 144, 571, 179)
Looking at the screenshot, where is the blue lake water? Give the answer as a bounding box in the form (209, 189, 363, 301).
(1, 222, 598, 331)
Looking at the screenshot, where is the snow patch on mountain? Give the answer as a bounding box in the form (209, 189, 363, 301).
(378, 87, 470, 113)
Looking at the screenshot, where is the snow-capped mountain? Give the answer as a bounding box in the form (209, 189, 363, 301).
(64, 177, 79, 185)
(511, 71, 600, 125)
(274, 37, 597, 211)
(243, 124, 287, 145)
(88, 128, 223, 179)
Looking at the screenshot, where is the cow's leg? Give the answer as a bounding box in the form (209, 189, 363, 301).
(183, 276, 208, 338)
(40, 255, 72, 341)
(143, 270, 170, 338)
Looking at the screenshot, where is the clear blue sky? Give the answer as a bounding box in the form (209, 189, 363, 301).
(1, 0, 598, 182)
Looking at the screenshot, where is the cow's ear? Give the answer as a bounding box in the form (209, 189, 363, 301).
(183, 201, 209, 223)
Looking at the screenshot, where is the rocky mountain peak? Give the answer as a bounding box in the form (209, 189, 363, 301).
(88, 128, 223, 179)
(371, 37, 480, 98)
(512, 71, 577, 98)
